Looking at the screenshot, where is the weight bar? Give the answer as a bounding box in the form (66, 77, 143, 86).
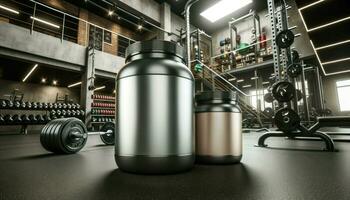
(40, 118, 116, 154)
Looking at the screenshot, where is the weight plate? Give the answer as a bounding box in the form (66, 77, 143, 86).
(274, 108, 300, 133)
(264, 92, 274, 103)
(51, 118, 69, 153)
(49, 118, 67, 153)
(276, 30, 295, 49)
(272, 81, 296, 102)
(42, 119, 60, 153)
(287, 63, 302, 78)
(40, 120, 55, 151)
(100, 122, 115, 145)
(59, 118, 87, 154)
(263, 107, 274, 118)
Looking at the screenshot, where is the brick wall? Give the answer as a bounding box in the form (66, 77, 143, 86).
(37, 0, 79, 16)
(38, 0, 140, 56)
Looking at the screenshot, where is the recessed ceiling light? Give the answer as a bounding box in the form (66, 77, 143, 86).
(53, 80, 57, 85)
(68, 81, 82, 88)
(299, 0, 325, 11)
(0, 4, 19, 14)
(108, 10, 114, 16)
(41, 78, 46, 83)
(237, 79, 244, 83)
(322, 57, 350, 65)
(94, 86, 106, 91)
(200, 0, 253, 23)
(315, 39, 350, 50)
(242, 84, 252, 88)
(22, 64, 38, 82)
(137, 24, 143, 30)
(30, 16, 60, 29)
(308, 16, 350, 32)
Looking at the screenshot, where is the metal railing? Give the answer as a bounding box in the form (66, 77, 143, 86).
(210, 39, 274, 73)
(192, 60, 270, 122)
(0, 0, 136, 57)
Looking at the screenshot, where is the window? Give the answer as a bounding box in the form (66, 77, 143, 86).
(336, 80, 350, 111)
(89, 25, 103, 51)
(117, 36, 134, 58)
(250, 89, 272, 110)
(104, 30, 112, 44)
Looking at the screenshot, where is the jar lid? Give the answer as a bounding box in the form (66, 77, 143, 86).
(196, 91, 237, 102)
(126, 40, 186, 62)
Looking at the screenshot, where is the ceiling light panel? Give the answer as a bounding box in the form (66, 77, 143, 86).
(200, 0, 253, 23)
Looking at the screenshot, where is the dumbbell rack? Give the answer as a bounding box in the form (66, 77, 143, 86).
(90, 95, 116, 131)
(0, 102, 85, 135)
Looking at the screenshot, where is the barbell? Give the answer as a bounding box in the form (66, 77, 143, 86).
(40, 117, 115, 154)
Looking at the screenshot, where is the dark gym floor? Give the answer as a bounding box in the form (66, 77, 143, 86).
(1, 130, 350, 200)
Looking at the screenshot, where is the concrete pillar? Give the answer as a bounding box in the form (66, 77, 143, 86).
(81, 47, 94, 129)
(159, 2, 172, 41)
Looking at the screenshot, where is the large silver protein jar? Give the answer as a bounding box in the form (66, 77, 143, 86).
(195, 91, 242, 164)
(115, 40, 195, 174)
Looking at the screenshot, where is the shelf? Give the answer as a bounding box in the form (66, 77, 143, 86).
(92, 99, 115, 102)
(91, 122, 114, 124)
(0, 108, 82, 111)
(91, 115, 115, 117)
(223, 59, 274, 74)
(91, 107, 115, 110)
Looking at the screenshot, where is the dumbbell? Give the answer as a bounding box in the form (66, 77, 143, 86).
(43, 114, 51, 123)
(0, 114, 4, 124)
(32, 102, 38, 109)
(48, 103, 54, 109)
(14, 101, 21, 108)
(36, 114, 45, 123)
(66, 110, 71, 117)
(21, 115, 30, 123)
(67, 103, 72, 109)
(50, 110, 56, 117)
(53, 103, 58, 109)
(43, 103, 49, 109)
(57, 103, 62, 109)
(56, 110, 62, 117)
(62, 103, 67, 109)
(75, 103, 81, 109)
(38, 102, 43, 109)
(13, 114, 22, 123)
(4, 114, 13, 123)
(71, 110, 76, 116)
(26, 102, 32, 109)
(40, 118, 116, 154)
(7, 101, 14, 108)
(28, 114, 37, 123)
(61, 110, 67, 117)
(71, 103, 77, 109)
(21, 101, 26, 109)
(0, 99, 7, 108)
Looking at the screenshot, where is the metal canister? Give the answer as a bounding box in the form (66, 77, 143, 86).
(116, 40, 194, 174)
(195, 91, 242, 164)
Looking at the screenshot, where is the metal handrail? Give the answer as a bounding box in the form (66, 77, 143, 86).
(211, 38, 272, 60)
(191, 60, 248, 96)
(29, 0, 136, 42)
